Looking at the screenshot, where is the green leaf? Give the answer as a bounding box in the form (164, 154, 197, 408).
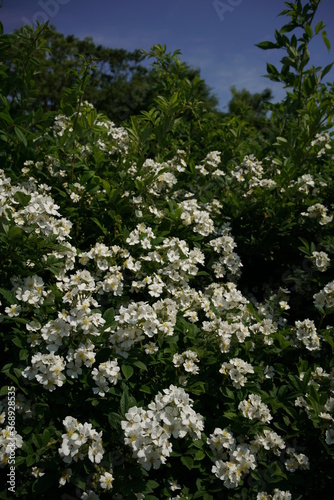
(100, 178, 111, 193)
(22, 426, 33, 435)
(263, 462, 287, 483)
(19, 349, 29, 361)
(0, 386, 10, 396)
(147, 480, 159, 490)
(42, 429, 51, 447)
(266, 63, 280, 81)
(187, 381, 206, 395)
(322, 31, 331, 50)
(26, 454, 36, 467)
(108, 412, 123, 430)
(103, 307, 115, 323)
(12, 337, 23, 349)
(0, 288, 15, 305)
(71, 474, 86, 491)
(276, 136, 287, 143)
(139, 385, 152, 394)
(315, 21, 324, 34)
(256, 41, 278, 50)
(120, 386, 136, 416)
(1, 370, 19, 385)
(224, 411, 238, 420)
(304, 24, 313, 38)
(0, 111, 13, 125)
(133, 360, 147, 371)
(181, 455, 194, 470)
(95, 347, 114, 363)
(7, 225, 22, 240)
(321, 62, 334, 80)
(121, 364, 134, 380)
(91, 217, 107, 235)
(80, 170, 96, 184)
(194, 450, 205, 461)
(14, 191, 31, 207)
(14, 126, 28, 146)
(32, 433, 43, 449)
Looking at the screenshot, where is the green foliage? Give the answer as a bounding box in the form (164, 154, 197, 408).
(0, 2, 334, 499)
(227, 86, 273, 136)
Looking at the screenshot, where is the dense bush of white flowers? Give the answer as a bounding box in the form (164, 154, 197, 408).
(1, 10, 334, 498)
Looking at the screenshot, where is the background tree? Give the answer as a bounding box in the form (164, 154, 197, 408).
(227, 86, 273, 135)
(2, 24, 152, 123)
(3, 25, 221, 126)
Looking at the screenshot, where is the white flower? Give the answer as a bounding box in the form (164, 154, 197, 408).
(144, 342, 158, 354)
(31, 466, 45, 477)
(168, 479, 181, 491)
(311, 251, 330, 272)
(99, 470, 114, 490)
(59, 468, 72, 486)
(5, 304, 21, 317)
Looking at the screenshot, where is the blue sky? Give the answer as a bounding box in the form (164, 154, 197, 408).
(1, 0, 334, 110)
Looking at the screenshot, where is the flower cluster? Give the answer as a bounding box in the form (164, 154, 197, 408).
(121, 385, 204, 471)
(257, 490, 292, 500)
(66, 341, 97, 379)
(209, 228, 242, 278)
(310, 132, 331, 157)
(311, 251, 330, 272)
(229, 155, 278, 196)
(179, 198, 215, 236)
(0, 423, 23, 468)
(284, 447, 309, 472)
(301, 203, 333, 225)
(129, 153, 185, 197)
(314, 280, 334, 312)
(207, 428, 256, 489)
(254, 429, 286, 456)
(195, 151, 223, 176)
(58, 416, 104, 464)
(238, 393, 272, 423)
(250, 318, 277, 346)
(91, 359, 120, 396)
(22, 352, 66, 391)
(0, 169, 73, 242)
(13, 274, 47, 308)
(293, 319, 321, 351)
(219, 357, 254, 388)
(207, 426, 308, 490)
(173, 349, 200, 382)
(126, 222, 155, 249)
(295, 368, 334, 445)
(288, 173, 316, 194)
(108, 301, 161, 356)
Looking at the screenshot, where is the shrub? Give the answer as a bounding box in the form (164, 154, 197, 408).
(0, 2, 333, 499)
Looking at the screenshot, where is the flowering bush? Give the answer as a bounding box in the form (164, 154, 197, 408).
(0, 2, 334, 499)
